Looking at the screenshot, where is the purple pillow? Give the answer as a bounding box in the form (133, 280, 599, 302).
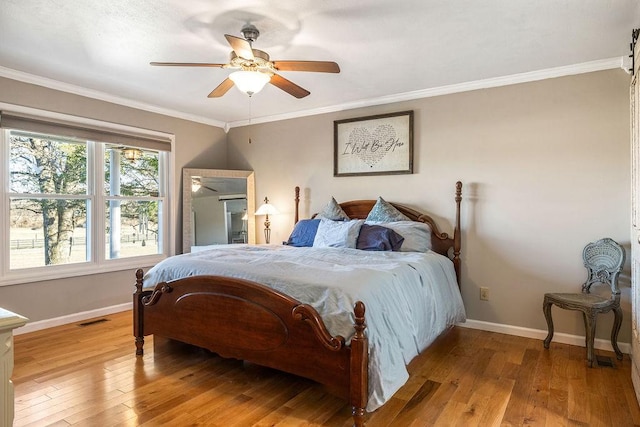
(286, 219, 321, 247)
(356, 224, 404, 251)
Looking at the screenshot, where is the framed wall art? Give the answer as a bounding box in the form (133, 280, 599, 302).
(334, 110, 413, 177)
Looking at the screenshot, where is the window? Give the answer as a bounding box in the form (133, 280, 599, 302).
(9, 134, 89, 269)
(0, 108, 173, 285)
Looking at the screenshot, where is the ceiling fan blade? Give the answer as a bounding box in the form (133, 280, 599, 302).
(150, 62, 226, 67)
(273, 61, 340, 73)
(208, 78, 235, 98)
(202, 185, 218, 192)
(224, 34, 255, 61)
(270, 74, 310, 99)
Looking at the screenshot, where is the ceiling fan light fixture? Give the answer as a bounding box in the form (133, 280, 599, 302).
(122, 147, 143, 162)
(229, 70, 271, 96)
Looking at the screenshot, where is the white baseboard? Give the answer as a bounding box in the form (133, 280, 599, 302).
(14, 302, 132, 335)
(459, 318, 632, 355)
(10, 305, 634, 357)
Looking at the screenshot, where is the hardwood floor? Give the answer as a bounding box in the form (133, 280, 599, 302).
(12, 311, 640, 426)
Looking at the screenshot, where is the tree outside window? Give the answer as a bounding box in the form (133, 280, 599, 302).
(10, 135, 88, 268)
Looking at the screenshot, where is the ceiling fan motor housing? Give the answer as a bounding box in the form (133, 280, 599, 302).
(229, 49, 272, 67)
(241, 24, 260, 43)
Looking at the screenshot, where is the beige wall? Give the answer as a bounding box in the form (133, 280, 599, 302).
(0, 69, 631, 343)
(228, 69, 632, 343)
(0, 77, 228, 321)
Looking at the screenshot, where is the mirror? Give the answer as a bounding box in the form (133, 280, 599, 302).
(182, 168, 255, 253)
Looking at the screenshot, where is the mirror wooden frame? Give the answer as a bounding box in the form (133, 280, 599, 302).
(182, 168, 255, 253)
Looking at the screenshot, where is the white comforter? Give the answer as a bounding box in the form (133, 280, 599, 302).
(143, 244, 466, 412)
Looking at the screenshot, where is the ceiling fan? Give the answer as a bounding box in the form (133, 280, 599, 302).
(191, 178, 217, 193)
(150, 24, 340, 99)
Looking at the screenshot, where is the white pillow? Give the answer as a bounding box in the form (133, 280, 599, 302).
(365, 220, 432, 252)
(313, 219, 364, 248)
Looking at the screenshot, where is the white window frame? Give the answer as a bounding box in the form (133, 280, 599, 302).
(0, 103, 175, 286)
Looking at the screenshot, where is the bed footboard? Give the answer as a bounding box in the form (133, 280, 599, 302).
(133, 269, 368, 426)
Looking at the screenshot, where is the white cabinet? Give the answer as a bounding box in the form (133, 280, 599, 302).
(0, 308, 28, 427)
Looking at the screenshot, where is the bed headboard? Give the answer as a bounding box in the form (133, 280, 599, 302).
(293, 182, 463, 283)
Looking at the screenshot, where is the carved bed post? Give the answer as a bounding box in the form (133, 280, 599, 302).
(294, 186, 300, 224)
(453, 181, 462, 285)
(133, 268, 145, 356)
(350, 301, 368, 427)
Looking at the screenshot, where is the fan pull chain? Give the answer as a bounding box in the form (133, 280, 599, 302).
(248, 96, 252, 144)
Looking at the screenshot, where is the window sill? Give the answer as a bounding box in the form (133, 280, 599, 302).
(0, 254, 167, 287)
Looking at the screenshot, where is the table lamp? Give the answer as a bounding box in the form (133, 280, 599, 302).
(254, 196, 279, 244)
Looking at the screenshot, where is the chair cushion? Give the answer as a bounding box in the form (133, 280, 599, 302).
(544, 292, 618, 310)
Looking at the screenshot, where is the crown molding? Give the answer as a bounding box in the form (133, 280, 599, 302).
(226, 57, 624, 128)
(0, 57, 624, 131)
(0, 66, 226, 129)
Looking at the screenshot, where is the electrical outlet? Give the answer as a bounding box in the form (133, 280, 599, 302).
(480, 287, 489, 301)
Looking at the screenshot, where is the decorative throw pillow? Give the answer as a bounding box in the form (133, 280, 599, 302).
(365, 197, 410, 222)
(316, 197, 350, 221)
(313, 219, 364, 248)
(286, 219, 321, 247)
(356, 224, 405, 251)
(366, 220, 432, 252)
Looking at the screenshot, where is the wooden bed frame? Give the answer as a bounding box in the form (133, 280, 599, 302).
(133, 181, 462, 426)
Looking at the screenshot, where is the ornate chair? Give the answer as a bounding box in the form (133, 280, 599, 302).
(542, 238, 625, 367)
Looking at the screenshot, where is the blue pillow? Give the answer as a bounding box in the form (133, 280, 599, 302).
(286, 219, 321, 247)
(356, 224, 405, 251)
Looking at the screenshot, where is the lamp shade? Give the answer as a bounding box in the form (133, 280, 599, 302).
(255, 202, 279, 216)
(229, 70, 271, 96)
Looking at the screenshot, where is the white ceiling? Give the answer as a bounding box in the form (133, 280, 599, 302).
(1, 1, 638, 129)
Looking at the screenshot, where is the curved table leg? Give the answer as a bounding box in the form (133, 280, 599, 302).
(543, 297, 554, 349)
(611, 306, 623, 360)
